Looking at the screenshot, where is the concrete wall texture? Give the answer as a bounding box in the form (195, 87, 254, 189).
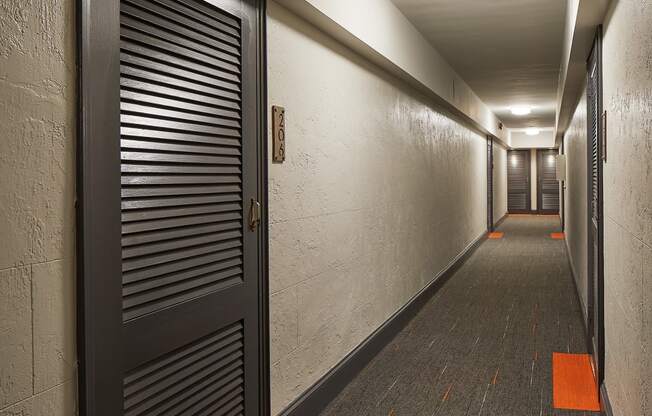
(601, 2, 652, 415)
(563, 84, 588, 317)
(0, 0, 77, 414)
(493, 142, 508, 224)
(267, 2, 488, 414)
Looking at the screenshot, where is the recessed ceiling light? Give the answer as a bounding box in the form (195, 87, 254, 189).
(511, 106, 532, 116)
(525, 128, 540, 136)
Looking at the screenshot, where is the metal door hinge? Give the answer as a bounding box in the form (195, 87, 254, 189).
(249, 198, 261, 231)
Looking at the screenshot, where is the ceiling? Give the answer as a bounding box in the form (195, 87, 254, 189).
(392, 0, 566, 129)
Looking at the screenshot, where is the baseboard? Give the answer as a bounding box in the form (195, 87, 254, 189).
(279, 231, 488, 416)
(600, 383, 614, 416)
(493, 212, 508, 229)
(564, 240, 591, 353)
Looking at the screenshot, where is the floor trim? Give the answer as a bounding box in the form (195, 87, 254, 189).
(600, 383, 614, 416)
(564, 240, 591, 351)
(564, 240, 614, 415)
(279, 230, 488, 416)
(494, 212, 508, 229)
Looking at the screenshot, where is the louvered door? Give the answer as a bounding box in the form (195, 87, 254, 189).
(537, 149, 559, 214)
(586, 28, 604, 386)
(507, 150, 530, 213)
(487, 136, 494, 231)
(79, 0, 266, 415)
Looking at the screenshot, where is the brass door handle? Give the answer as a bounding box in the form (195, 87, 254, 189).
(249, 198, 261, 231)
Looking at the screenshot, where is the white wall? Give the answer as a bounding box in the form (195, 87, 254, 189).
(601, 2, 652, 415)
(0, 0, 77, 413)
(275, 0, 505, 141)
(493, 142, 508, 223)
(563, 85, 588, 316)
(509, 130, 556, 149)
(267, 3, 488, 414)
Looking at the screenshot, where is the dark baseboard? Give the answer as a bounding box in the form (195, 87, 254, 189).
(493, 212, 508, 229)
(564, 240, 592, 356)
(600, 383, 614, 416)
(280, 231, 488, 416)
(564, 241, 613, 415)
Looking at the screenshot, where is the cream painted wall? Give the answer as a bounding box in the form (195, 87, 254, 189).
(0, 0, 77, 414)
(275, 0, 505, 141)
(509, 130, 556, 149)
(493, 142, 508, 223)
(563, 84, 588, 316)
(267, 2, 488, 414)
(601, 2, 652, 415)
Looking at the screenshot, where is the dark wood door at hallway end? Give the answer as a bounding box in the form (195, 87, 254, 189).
(507, 150, 531, 213)
(79, 0, 268, 415)
(537, 149, 560, 214)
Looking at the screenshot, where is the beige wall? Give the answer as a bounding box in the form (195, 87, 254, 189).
(509, 130, 556, 149)
(267, 2, 488, 414)
(601, 2, 652, 415)
(0, 0, 77, 414)
(563, 84, 588, 316)
(493, 142, 508, 223)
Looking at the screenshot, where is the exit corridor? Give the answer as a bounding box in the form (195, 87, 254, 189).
(320, 216, 599, 416)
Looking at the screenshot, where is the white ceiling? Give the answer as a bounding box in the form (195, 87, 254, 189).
(392, 0, 567, 129)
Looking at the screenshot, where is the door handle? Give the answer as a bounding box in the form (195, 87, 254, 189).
(249, 198, 261, 231)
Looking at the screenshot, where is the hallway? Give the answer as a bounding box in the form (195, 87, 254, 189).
(321, 216, 597, 416)
(3, 0, 652, 415)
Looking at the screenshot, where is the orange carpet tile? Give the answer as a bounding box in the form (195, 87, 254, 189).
(550, 232, 565, 240)
(552, 352, 601, 411)
(488, 232, 504, 239)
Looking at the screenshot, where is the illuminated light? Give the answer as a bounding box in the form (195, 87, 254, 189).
(525, 128, 540, 136)
(511, 106, 532, 116)
(548, 155, 555, 166)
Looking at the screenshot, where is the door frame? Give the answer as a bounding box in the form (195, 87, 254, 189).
(76, 1, 270, 414)
(487, 136, 494, 231)
(560, 140, 565, 230)
(586, 25, 605, 387)
(536, 148, 560, 215)
(507, 149, 531, 214)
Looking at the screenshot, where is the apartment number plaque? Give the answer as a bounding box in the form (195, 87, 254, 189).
(272, 106, 286, 163)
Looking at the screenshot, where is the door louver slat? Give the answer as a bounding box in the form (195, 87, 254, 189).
(120, 0, 243, 326)
(123, 322, 245, 416)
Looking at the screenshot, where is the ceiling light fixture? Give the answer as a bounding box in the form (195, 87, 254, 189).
(525, 127, 540, 136)
(511, 106, 532, 116)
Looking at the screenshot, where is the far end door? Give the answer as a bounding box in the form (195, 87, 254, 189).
(537, 149, 560, 214)
(507, 150, 530, 213)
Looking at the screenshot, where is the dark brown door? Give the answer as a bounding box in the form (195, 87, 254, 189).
(79, 0, 268, 415)
(586, 27, 604, 385)
(487, 136, 494, 231)
(537, 149, 559, 214)
(507, 150, 531, 213)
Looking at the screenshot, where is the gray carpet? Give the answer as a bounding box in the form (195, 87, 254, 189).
(320, 215, 601, 416)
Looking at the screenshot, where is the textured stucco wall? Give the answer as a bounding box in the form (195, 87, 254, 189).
(493, 142, 508, 223)
(601, 2, 652, 415)
(0, 0, 77, 414)
(267, 2, 487, 414)
(563, 84, 588, 317)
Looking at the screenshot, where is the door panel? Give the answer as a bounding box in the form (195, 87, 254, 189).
(507, 150, 530, 213)
(80, 0, 266, 414)
(537, 149, 559, 214)
(586, 27, 604, 386)
(487, 136, 494, 231)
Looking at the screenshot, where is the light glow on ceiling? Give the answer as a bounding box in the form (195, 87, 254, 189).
(510, 105, 532, 116)
(525, 128, 540, 136)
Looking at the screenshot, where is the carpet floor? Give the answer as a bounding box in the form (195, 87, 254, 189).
(319, 215, 601, 416)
